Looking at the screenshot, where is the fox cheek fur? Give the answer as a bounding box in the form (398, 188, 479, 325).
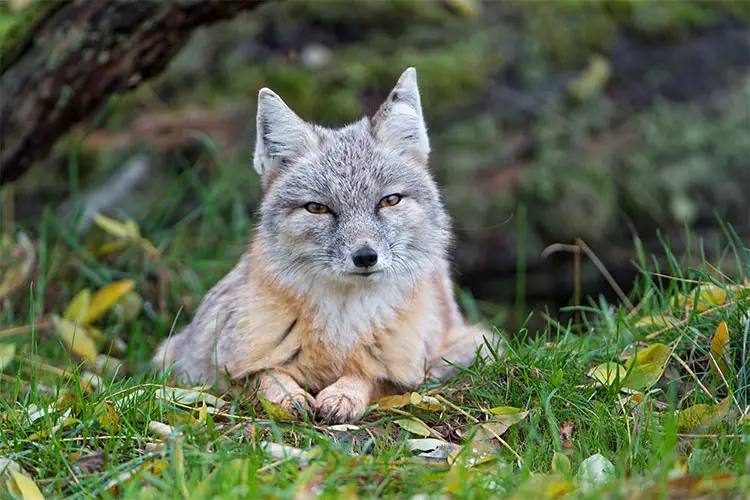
(152, 67, 502, 423)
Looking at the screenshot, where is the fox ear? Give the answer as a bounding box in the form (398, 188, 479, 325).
(253, 88, 318, 184)
(371, 67, 430, 163)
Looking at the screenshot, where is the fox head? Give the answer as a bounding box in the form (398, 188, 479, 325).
(252, 68, 451, 300)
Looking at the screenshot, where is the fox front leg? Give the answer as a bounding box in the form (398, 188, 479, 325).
(314, 376, 375, 423)
(257, 369, 315, 417)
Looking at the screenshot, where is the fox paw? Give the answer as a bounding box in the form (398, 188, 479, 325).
(315, 386, 368, 423)
(277, 391, 315, 417)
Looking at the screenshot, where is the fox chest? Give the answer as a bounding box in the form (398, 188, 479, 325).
(282, 318, 428, 393)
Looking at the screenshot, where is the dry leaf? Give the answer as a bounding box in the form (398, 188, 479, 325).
(621, 343, 671, 391)
(677, 397, 732, 432)
(559, 421, 575, 449)
(50, 315, 98, 361)
(260, 442, 313, 465)
(394, 418, 434, 437)
(709, 321, 730, 380)
(481, 407, 529, 437)
(0, 457, 21, 482)
(28, 417, 79, 441)
(97, 401, 120, 433)
(0, 344, 16, 371)
(84, 280, 135, 324)
(148, 421, 176, 440)
(105, 458, 168, 496)
(6, 469, 45, 500)
(327, 424, 360, 432)
(374, 392, 414, 410)
(63, 289, 91, 324)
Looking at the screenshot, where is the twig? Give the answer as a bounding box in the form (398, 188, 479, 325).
(670, 352, 717, 404)
(541, 239, 634, 311)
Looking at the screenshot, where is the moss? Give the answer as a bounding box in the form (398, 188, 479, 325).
(522, 0, 750, 71)
(0, 1, 65, 75)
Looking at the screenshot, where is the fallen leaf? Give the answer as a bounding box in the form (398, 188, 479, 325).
(28, 417, 80, 441)
(588, 362, 627, 386)
(415, 395, 444, 412)
(50, 315, 97, 361)
(621, 343, 671, 391)
(709, 321, 731, 381)
(327, 424, 360, 432)
(6, 469, 45, 499)
(260, 442, 313, 465)
(694, 285, 727, 312)
(578, 453, 615, 491)
(93, 214, 139, 240)
(155, 386, 227, 408)
(395, 418, 434, 437)
(374, 392, 414, 410)
(63, 289, 91, 324)
(518, 474, 574, 498)
(259, 397, 298, 422)
(551, 451, 571, 474)
(677, 397, 732, 432)
(97, 401, 120, 433)
(559, 421, 575, 449)
(72, 449, 106, 474)
(405, 438, 450, 453)
(83, 280, 135, 324)
(481, 408, 529, 437)
(148, 421, 176, 440)
(0, 457, 21, 482)
(105, 458, 168, 496)
(0, 344, 16, 371)
(633, 315, 678, 329)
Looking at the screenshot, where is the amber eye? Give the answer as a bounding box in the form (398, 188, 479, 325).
(379, 194, 402, 208)
(304, 202, 330, 214)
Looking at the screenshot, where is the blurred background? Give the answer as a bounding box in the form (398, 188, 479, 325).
(4, 0, 750, 333)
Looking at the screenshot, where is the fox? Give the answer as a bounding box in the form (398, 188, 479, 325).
(152, 67, 502, 423)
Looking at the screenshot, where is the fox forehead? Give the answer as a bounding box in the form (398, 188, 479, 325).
(267, 121, 433, 208)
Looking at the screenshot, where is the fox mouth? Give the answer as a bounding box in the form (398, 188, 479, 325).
(349, 271, 382, 278)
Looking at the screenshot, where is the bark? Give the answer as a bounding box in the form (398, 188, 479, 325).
(0, 0, 269, 185)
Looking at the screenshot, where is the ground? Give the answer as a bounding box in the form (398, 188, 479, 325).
(0, 182, 749, 498)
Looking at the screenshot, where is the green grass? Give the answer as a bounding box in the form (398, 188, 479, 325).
(1, 155, 750, 498)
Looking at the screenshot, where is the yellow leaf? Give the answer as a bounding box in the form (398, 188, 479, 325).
(119, 292, 143, 321)
(568, 54, 612, 101)
(415, 395, 444, 412)
(63, 289, 91, 324)
(197, 403, 208, 425)
(0, 344, 16, 371)
(480, 410, 529, 438)
(28, 418, 80, 441)
(695, 285, 727, 312)
(633, 315, 678, 329)
(551, 451, 571, 475)
(6, 469, 44, 500)
(93, 214, 139, 240)
(51, 315, 98, 361)
(709, 321, 730, 380)
(394, 418, 433, 437)
(678, 397, 732, 432)
(259, 397, 298, 422)
(83, 280, 135, 324)
(97, 401, 120, 433)
(587, 362, 627, 386)
(374, 392, 414, 410)
(624, 343, 671, 369)
(442, 0, 480, 19)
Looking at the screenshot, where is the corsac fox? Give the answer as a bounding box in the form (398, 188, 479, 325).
(153, 68, 501, 423)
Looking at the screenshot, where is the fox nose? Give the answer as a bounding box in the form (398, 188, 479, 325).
(352, 246, 378, 268)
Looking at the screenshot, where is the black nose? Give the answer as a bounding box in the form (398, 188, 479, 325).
(352, 246, 378, 268)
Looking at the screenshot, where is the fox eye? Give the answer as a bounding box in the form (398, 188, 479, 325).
(304, 202, 330, 214)
(379, 194, 402, 208)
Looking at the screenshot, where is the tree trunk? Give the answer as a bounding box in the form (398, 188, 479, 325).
(0, 0, 269, 185)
